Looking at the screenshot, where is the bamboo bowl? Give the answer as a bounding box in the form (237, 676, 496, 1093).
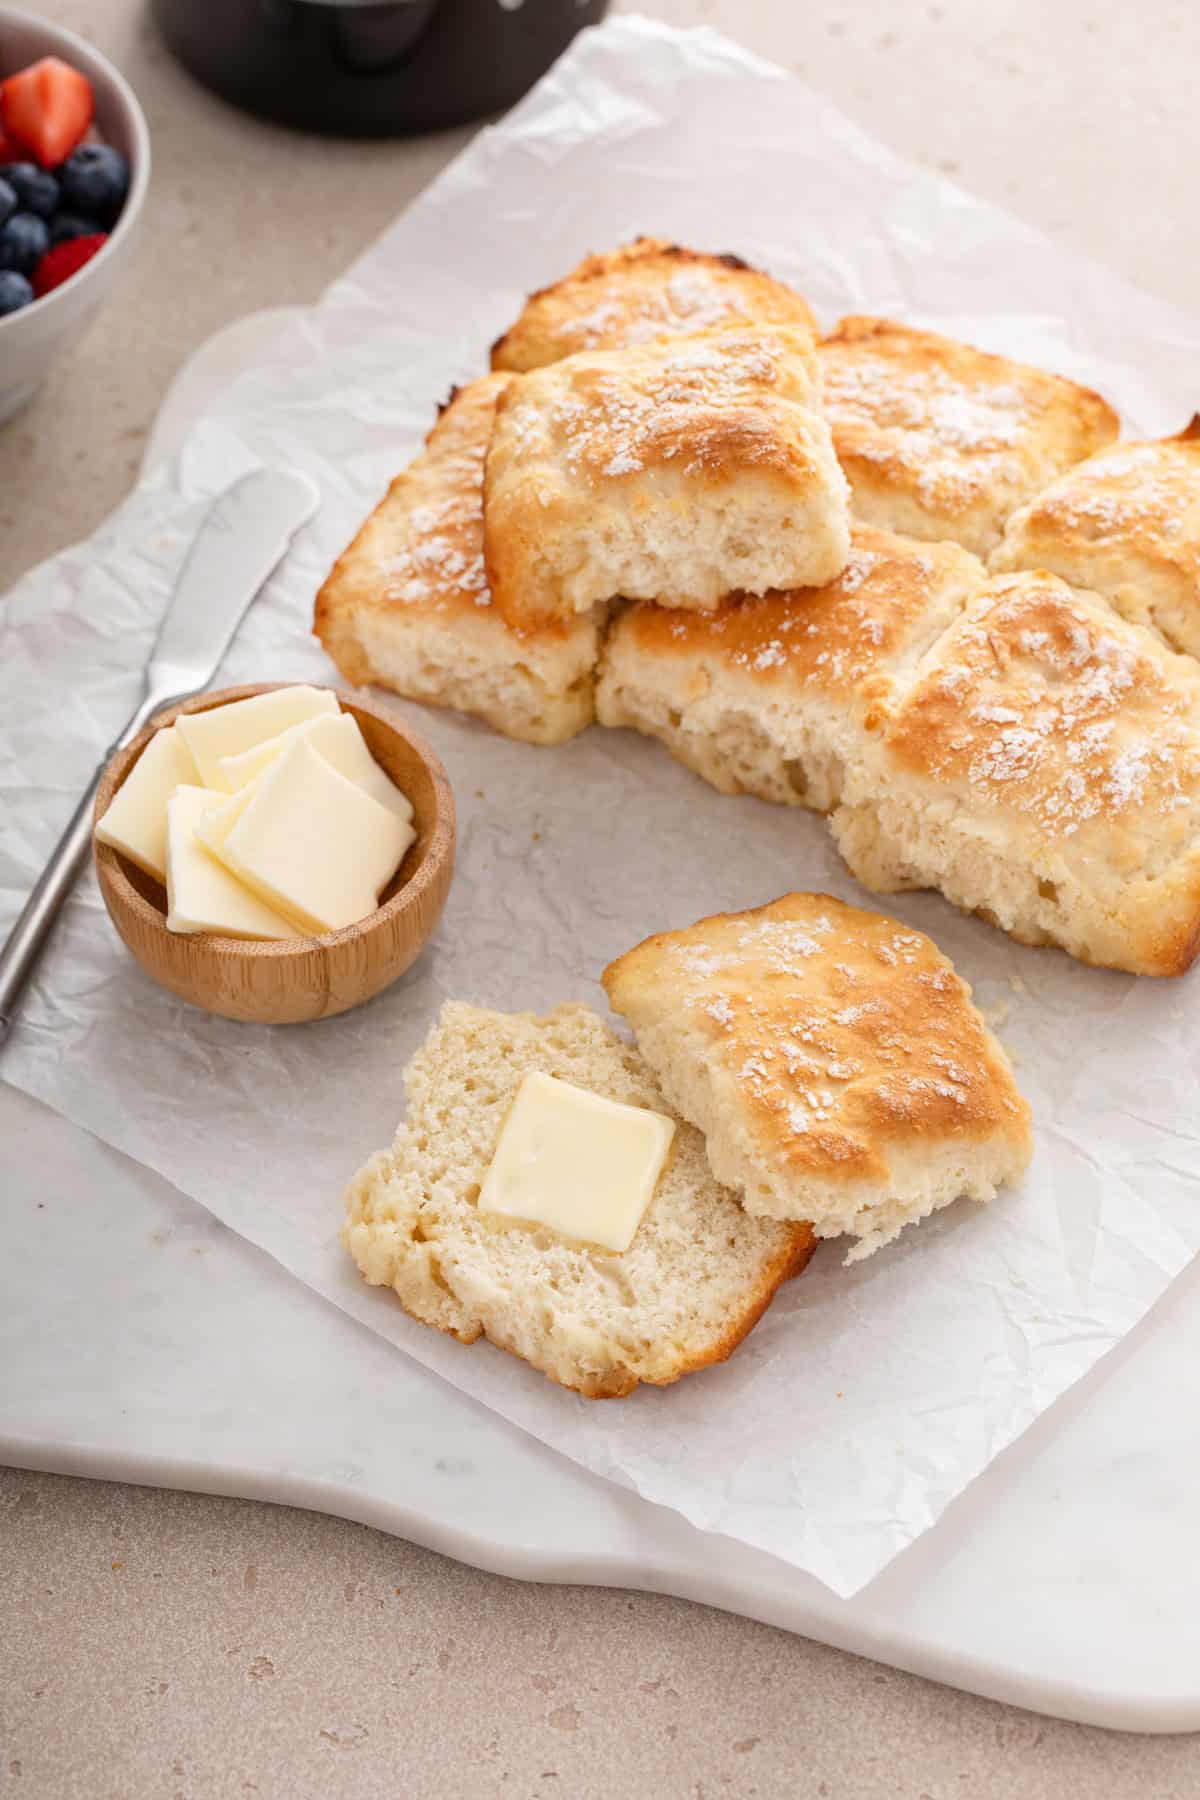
(93, 683, 456, 1024)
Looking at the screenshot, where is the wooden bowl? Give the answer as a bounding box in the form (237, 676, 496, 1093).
(93, 683, 456, 1024)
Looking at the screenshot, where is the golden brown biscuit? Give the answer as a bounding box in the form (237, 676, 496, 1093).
(313, 376, 602, 747)
(596, 526, 985, 810)
(991, 418, 1200, 658)
(832, 570, 1200, 975)
(491, 236, 818, 373)
(604, 893, 1031, 1260)
(483, 325, 851, 628)
(820, 317, 1119, 556)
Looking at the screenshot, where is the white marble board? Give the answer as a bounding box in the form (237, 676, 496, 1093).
(5, 1074, 1200, 1734)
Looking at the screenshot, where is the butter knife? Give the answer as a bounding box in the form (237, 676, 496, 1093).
(0, 467, 320, 1047)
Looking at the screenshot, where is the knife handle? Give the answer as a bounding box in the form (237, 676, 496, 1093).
(0, 692, 164, 1049)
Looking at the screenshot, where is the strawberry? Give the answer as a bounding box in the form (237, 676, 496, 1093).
(1, 58, 94, 169)
(30, 231, 106, 298)
(0, 129, 22, 163)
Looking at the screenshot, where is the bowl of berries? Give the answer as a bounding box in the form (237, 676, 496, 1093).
(0, 8, 149, 422)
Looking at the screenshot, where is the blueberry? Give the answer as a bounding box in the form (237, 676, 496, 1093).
(58, 145, 130, 229)
(0, 269, 33, 316)
(0, 162, 59, 219)
(0, 177, 14, 230)
(0, 213, 49, 277)
(48, 211, 103, 247)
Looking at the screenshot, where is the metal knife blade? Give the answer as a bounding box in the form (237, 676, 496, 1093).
(0, 465, 321, 1048)
(146, 467, 321, 705)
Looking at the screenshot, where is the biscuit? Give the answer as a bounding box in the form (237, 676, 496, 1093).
(820, 316, 1119, 556)
(991, 418, 1200, 658)
(596, 526, 984, 810)
(313, 376, 602, 747)
(491, 236, 818, 372)
(342, 1001, 815, 1397)
(483, 326, 851, 627)
(604, 893, 1031, 1260)
(832, 570, 1200, 976)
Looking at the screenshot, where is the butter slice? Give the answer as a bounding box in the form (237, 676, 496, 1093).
(479, 1071, 675, 1253)
(217, 712, 415, 824)
(165, 787, 302, 939)
(191, 779, 257, 860)
(95, 725, 199, 883)
(214, 737, 414, 934)
(176, 685, 338, 788)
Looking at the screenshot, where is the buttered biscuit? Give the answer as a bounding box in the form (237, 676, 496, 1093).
(343, 1001, 815, 1397)
(491, 237, 818, 373)
(821, 317, 1119, 555)
(314, 376, 602, 747)
(604, 893, 1031, 1261)
(832, 570, 1200, 976)
(992, 419, 1200, 659)
(483, 325, 851, 627)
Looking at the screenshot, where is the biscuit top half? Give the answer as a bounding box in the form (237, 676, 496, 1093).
(490, 324, 828, 491)
(491, 236, 818, 372)
(604, 892, 1030, 1189)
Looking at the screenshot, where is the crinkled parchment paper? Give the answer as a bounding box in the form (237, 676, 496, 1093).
(3, 18, 1199, 1597)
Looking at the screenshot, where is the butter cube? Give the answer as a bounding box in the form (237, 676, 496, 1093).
(217, 712, 414, 824)
(95, 725, 200, 883)
(479, 1071, 675, 1253)
(165, 787, 302, 939)
(213, 737, 414, 934)
(176, 685, 338, 788)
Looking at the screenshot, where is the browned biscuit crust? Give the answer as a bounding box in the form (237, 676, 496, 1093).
(604, 894, 1031, 1256)
(491, 236, 818, 372)
(992, 418, 1200, 659)
(313, 375, 601, 746)
(820, 316, 1119, 555)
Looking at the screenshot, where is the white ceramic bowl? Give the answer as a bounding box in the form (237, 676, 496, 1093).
(0, 7, 150, 423)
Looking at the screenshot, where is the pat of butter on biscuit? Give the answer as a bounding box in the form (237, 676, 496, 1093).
(479, 1071, 675, 1253)
(213, 737, 414, 934)
(165, 787, 302, 939)
(176, 685, 338, 788)
(95, 725, 199, 883)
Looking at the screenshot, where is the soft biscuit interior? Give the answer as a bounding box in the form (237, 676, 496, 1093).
(342, 1001, 815, 1398)
(596, 525, 985, 812)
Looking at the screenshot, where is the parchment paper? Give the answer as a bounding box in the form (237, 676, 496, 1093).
(3, 17, 1199, 1597)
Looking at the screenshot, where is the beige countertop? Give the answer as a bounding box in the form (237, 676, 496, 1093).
(4, 2, 1200, 1794)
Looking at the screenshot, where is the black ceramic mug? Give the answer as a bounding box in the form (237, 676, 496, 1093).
(153, 0, 610, 136)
